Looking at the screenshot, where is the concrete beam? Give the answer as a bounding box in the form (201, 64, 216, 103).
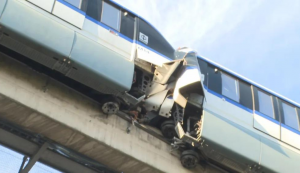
(0, 52, 220, 173)
(0, 128, 99, 173)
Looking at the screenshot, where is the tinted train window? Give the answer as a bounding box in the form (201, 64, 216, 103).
(207, 65, 222, 95)
(138, 19, 174, 59)
(101, 2, 120, 31)
(207, 65, 253, 110)
(282, 102, 299, 130)
(239, 81, 253, 109)
(257, 90, 274, 118)
(297, 108, 300, 126)
(272, 96, 280, 121)
(64, 0, 81, 8)
(197, 58, 208, 86)
(81, 0, 102, 21)
(221, 73, 239, 102)
(120, 11, 135, 39)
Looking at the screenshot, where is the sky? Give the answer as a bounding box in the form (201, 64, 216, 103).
(114, 0, 300, 104)
(0, 145, 61, 173)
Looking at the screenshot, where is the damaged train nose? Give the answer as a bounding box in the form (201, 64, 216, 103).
(142, 47, 205, 143)
(173, 48, 204, 108)
(172, 48, 205, 144)
(136, 47, 205, 169)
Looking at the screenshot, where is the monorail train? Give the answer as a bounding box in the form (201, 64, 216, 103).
(0, 0, 300, 172)
(192, 57, 300, 172)
(0, 0, 177, 114)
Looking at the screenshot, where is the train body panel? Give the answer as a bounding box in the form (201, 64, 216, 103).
(53, 0, 86, 29)
(201, 105, 300, 173)
(0, 0, 175, 96)
(0, 0, 75, 66)
(199, 71, 300, 172)
(82, 16, 133, 60)
(260, 137, 300, 173)
(69, 32, 133, 93)
(201, 107, 261, 172)
(27, 0, 55, 13)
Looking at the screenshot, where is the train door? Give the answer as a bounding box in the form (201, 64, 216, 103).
(52, 0, 86, 28)
(80, 0, 135, 60)
(278, 100, 300, 149)
(52, 0, 135, 59)
(253, 87, 281, 139)
(63, 0, 136, 94)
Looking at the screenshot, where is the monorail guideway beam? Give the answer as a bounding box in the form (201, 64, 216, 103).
(0, 51, 209, 173)
(0, 0, 226, 171)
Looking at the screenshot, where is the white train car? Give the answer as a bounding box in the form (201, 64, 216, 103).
(1, 0, 299, 172)
(0, 0, 175, 114)
(188, 57, 300, 172)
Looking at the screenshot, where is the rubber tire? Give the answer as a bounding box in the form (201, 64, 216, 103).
(160, 120, 177, 139)
(180, 150, 199, 169)
(101, 97, 120, 115)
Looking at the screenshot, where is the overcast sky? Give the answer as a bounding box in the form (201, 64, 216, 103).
(114, 0, 300, 104)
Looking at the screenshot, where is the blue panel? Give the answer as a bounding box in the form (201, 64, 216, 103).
(282, 124, 300, 135)
(255, 111, 280, 125)
(57, 0, 86, 15)
(1, 0, 74, 59)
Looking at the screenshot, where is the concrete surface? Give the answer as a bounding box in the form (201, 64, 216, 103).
(0, 52, 222, 173)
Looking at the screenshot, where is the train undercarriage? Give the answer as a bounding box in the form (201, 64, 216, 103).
(98, 47, 206, 169)
(0, 28, 205, 169)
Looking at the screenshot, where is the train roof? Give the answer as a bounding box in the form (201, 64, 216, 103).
(109, 0, 174, 51)
(198, 55, 300, 108)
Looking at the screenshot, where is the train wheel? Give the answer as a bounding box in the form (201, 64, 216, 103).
(180, 150, 199, 169)
(101, 97, 120, 115)
(160, 120, 176, 139)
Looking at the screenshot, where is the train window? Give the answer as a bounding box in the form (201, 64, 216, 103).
(101, 2, 120, 31)
(120, 11, 135, 39)
(138, 19, 175, 59)
(64, 0, 81, 8)
(221, 73, 239, 102)
(239, 81, 253, 109)
(207, 65, 222, 94)
(297, 108, 300, 126)
(197, 58, 208, 86)
(282, 102, 299, 130)
(81, 0, 102, 21)
(257, 90, 274, 118)
(272, 96, 281, 121)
